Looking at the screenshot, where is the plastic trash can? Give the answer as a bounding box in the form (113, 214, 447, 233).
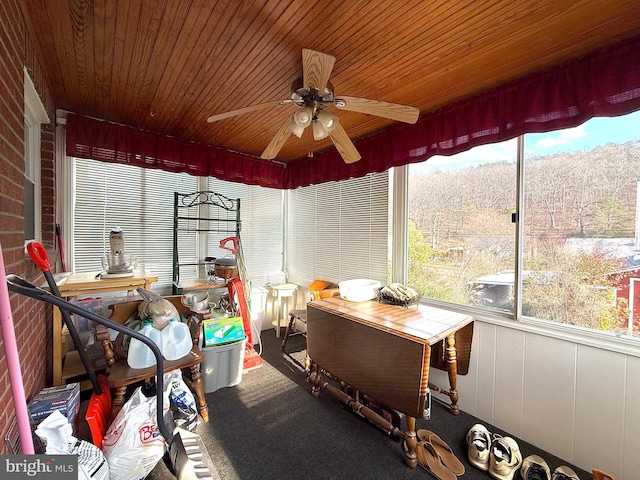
(201, 337, 246, 394)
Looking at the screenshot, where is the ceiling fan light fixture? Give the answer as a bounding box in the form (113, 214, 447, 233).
(312, 119, 329, 140)
(289, 121, 306, 138)
(293, 107, 313, 127)
(317, 110, 337, 132)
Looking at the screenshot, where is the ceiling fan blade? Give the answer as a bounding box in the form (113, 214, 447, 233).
(260, 115, 295, 159)
(207, 99, 290, 123)
(302, 49, 336, 92)
(336, 96, 420, 124)
(328, 122, 361, 164)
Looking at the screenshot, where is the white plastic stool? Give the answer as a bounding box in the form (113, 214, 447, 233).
(270, 283, 297, 337)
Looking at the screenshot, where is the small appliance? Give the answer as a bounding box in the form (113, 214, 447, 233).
(100, 227, 137, 279)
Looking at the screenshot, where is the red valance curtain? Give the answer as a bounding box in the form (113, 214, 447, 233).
(285, 34, 640, 188)
(66, 115, 286, 188)
(67, 34, 640, 190)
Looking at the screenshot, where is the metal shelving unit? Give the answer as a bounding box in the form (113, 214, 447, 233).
(172, 191, 241, 294)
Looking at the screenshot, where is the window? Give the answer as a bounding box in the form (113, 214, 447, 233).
(407, 110, 640, 338)
(286, 172, 389, 287)
(24, 68, 49, 241)
(407, 141, 517, 311)
(523, 113, 640, 336)
(72, 159, 283, 293)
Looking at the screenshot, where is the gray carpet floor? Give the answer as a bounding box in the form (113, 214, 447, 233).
(144, 331, 590, 480)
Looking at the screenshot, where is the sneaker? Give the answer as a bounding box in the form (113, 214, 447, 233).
(466, 423, 492, 471)
(521, 455, 551, 480)
(552, 465, 580, 480)
(488, 435, 522, 480)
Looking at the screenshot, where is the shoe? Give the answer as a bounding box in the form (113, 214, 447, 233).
(466, 423, 492, 471)
(417, 429, 465, 475)
(552, 465, 580, 480)
(488, 435, 522, 480)
(521, 455, 551, 480)
(413, 440, 457, 480)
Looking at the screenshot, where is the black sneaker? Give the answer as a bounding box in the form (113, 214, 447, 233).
(521, 455, 551, 480)
(552, 465, 580, 480)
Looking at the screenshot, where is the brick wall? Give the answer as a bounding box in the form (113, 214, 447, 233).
(0, 0, 56, 453)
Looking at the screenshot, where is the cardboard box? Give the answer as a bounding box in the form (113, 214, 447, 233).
(28, 383, 80, 430)
(202, 317, 245, 346)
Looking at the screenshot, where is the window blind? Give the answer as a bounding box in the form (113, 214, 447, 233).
(73, 158, 283, 292)
(286, 172, 389, 288)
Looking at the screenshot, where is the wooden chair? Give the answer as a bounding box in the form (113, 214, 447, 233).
(95, 296, 209, 422)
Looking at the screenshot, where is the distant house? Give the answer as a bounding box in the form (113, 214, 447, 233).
(608, 255, 640, 332)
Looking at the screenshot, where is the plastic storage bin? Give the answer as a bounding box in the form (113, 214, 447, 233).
(201, 337, 246, 394)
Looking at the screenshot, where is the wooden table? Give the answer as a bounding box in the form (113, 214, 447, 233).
(47, 270, 158, 389)
(306, 297, 474, 468)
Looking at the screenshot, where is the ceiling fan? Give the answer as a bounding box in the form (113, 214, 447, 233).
(206, 49, 420, 164)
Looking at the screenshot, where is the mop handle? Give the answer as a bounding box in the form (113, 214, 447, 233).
(0, 244, 35, 453)
(219, 236, 239, 254)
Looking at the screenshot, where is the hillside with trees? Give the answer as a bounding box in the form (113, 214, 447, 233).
(408, 140, 640, 335)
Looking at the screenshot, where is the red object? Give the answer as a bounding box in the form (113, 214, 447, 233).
(56, 224, 66, 272)
(66, 35, 640, 188)
(26, 241, 50, 272)
(85, 375, 111, 447)
(227, 277, 252, 345)
(219, 236, 239, 254)
(227, 277, 262, 371)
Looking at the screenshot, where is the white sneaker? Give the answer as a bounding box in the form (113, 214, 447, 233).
(466, 423, 492, 471)
(488, 435, 522, 480)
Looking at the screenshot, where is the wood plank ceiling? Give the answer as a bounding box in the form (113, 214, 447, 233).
(21, 0, 640, 164)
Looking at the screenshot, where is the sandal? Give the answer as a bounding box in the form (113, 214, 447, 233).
(416, 440, 457, 480)
(417, 429, 466, 476)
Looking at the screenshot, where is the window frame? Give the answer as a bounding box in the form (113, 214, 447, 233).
(395, 129, 640, 358)
(24, 68, 50, 242)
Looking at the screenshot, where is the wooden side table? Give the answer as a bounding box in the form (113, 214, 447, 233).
(47, 270, 158, 390)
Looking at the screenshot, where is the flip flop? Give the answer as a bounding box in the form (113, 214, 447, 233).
(416, 441, 457, 480)
(417, 429, 466, 476)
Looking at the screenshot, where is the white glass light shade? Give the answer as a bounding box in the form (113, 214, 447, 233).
(312, 120, 329, 140)
(317, 110, 337, 131)
(293, 107, 313, 127)
(289, 121, 306, 138)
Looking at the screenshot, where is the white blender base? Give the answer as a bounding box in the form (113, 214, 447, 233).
(100, 271, 134, 279)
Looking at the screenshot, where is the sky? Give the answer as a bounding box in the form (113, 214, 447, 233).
(412, 109, 640, 173)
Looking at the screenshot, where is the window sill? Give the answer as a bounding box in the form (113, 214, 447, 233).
(421, 298, 640, 358)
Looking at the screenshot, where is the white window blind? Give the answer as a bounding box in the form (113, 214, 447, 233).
(73, 159, 198, 292)
(206, 178, 284, 287)
(286, 172, 389, 287)
(72, 158, 283, 292)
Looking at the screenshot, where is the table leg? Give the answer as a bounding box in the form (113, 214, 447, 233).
(445, 333, 460, 415)
(404, 416, 418, 468)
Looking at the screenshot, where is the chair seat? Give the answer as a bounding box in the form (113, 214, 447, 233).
(99, 296, 209, 423)
(105, 347, 204, 388)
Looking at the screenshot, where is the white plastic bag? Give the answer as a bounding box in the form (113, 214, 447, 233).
(102, 387, 168, 480)
(165, 370, 199, 431)
(35, 410, 110, 480)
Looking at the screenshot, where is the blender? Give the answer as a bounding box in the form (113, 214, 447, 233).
(100, 227, 137, 279)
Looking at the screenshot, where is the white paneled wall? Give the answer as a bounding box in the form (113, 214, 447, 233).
(428, 321, 640, 480)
